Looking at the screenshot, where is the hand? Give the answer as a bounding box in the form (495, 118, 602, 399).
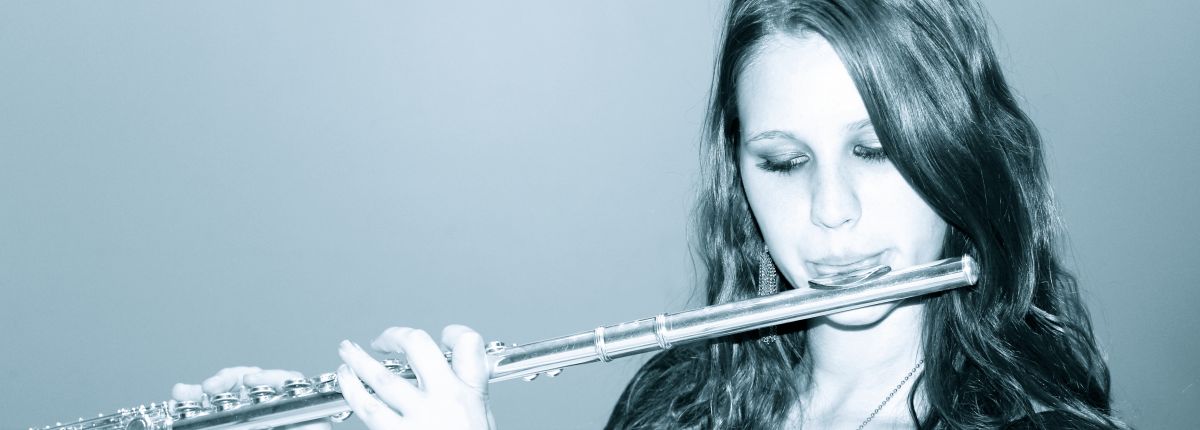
(172, 366, 331, 430)
(338, 325, 494, 430)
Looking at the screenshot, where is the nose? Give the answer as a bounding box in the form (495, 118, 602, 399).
(810, 166, 861, 229)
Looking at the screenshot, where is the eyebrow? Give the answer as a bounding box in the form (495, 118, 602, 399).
(845, 118, 874, 133)
(745, 120, 876, 146)
(744, 130, 801, 145)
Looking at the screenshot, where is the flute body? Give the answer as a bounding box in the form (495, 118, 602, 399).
(33, 256, 977, 430)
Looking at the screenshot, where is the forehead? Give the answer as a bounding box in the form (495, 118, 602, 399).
(735, 34, 870, 138)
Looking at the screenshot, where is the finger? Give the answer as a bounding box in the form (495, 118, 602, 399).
(373, 327, 457, 389)
(172, 383, 203, 401)
(371, 326, 415, 354)
(393, 329, 457, 389)
(439, 324, 475, 350)
(243, 369, 305, 391)
(201, 366, 264, 394)
(339, 339, 422, 414)
(337, 364, 404, 429)
(442, 325, 490, 392)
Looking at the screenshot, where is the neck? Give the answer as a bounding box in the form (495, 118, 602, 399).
(804, 301, 926, 387)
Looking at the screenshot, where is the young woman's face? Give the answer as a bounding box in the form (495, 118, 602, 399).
(737, 34, 947, 326)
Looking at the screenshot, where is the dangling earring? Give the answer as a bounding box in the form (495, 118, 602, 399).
(758, 244, 780, 344)
(758, 244, 779, 297)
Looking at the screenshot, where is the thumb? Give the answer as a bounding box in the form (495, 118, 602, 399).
(442, 325, 490, 392)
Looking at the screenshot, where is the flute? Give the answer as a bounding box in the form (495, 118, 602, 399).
(32, 255, 977, 430)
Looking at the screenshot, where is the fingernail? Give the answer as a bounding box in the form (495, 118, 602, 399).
(335, 365, 350, 385)
(342, 364, 358, 379)
(339, 339, 353, 351)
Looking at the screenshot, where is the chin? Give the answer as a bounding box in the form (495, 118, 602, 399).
(820, 302, 900, 328)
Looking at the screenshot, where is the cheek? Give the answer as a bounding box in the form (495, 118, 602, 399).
(740, 167, 814, 286)
(864, 171, 948, 260)
(741, 169, 809, 241)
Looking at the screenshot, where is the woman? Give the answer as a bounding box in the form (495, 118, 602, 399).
(603, 0, 1122, 427)
(177, 0, 1123, 428)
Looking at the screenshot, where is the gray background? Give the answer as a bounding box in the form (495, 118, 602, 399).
(1, 1, 1195, 429)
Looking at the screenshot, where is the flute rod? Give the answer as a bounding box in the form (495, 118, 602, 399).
(488, 255, 976, 381)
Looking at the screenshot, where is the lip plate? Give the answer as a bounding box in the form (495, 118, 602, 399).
(807, 251, 887, 277)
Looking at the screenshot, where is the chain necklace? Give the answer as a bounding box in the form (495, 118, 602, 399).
(854, 359, 924, 430)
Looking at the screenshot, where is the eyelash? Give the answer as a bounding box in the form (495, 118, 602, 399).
(755, 146, 889, 174)
(853, 145, 889, 163)
(756, 155, 809, 173)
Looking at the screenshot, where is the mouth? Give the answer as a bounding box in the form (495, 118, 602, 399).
(807, 251, 888, 277)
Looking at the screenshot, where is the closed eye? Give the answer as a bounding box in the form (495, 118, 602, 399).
(756, 153, 811, 173)
(853, 145, 888, 163)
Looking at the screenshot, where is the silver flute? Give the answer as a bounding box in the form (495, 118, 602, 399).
(33, 255, 977, 430)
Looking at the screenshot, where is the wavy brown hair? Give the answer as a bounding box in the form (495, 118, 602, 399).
(605, 0, 1123, 429)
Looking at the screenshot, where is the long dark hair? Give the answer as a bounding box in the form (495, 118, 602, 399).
(605, 0, 1122, 428)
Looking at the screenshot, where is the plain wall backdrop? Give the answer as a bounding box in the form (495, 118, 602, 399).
(2, 1, 1196, 429)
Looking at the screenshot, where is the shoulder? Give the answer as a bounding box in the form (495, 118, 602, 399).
(1002, 411, 1117, 430)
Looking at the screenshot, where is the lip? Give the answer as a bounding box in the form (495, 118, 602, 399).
(807, 251, 888, 277)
